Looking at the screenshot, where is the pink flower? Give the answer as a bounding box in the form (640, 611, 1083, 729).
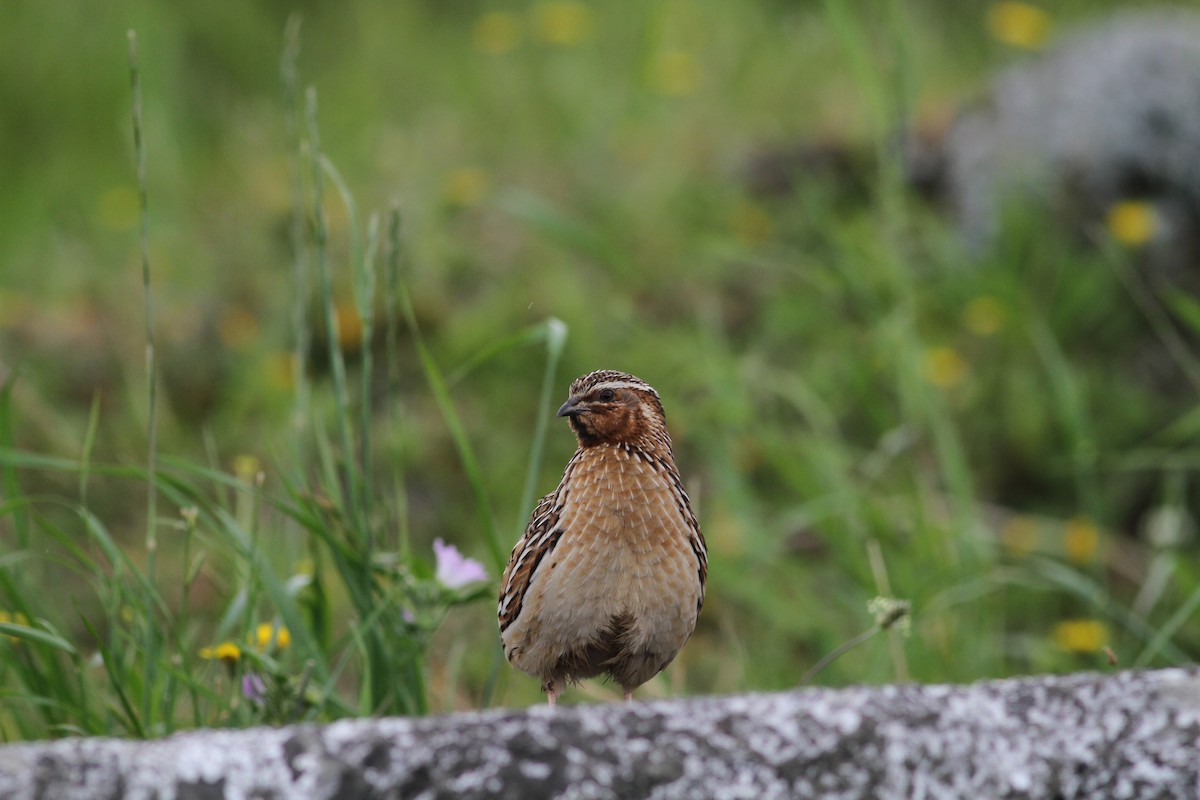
(433, 538, 488, 588)
(242, 672, 266, 704)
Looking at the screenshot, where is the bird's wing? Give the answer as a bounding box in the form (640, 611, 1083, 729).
(498, 487, 565, 633)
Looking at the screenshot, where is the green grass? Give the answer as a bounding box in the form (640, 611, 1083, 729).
(0, 0, 1197, 739)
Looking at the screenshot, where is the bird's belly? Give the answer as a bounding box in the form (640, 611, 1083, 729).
(503, 496, 700, 679)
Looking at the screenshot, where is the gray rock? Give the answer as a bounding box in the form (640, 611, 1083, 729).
(939, 10, 1200, 277)
(0, 668, 1197, 799)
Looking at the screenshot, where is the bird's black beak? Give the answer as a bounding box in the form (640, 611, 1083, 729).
(557, 396, 584, 417)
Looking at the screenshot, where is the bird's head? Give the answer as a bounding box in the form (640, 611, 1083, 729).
(557, 370, 669, 450)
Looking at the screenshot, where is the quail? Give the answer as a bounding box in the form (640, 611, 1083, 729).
(498, 370, 707, 705)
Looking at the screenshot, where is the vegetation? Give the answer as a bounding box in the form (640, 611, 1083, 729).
(0, 0, 1195, 740)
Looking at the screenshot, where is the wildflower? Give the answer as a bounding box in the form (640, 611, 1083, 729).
(1105, 201, 1158, 246)
(433, 538, 488, 589)
(0, 611, 29, 626)
(986, 2, 1051, 49)
(199, 641, 242, 665)
(1063, 517, 1099, 564)
(242, 672, 267, 704)
(963, 296, 1007, 336)
(532, 1, 593, 46)
(252, 623, 291, 651)
(651, 50, 700, 96)
(1000, 515, 1038, 557)
(922, 346, 968, 389)
(443, 167, 489, 208)
(232, 454, 261, 483)
(1053, 619, 1107, 653)
(867, 597, 911, 637)
(473, 11, 521, 55)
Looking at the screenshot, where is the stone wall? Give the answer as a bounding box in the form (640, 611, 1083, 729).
(0, 668, 1197, 799)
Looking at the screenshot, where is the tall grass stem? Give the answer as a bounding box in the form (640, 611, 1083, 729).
(305, 89, 361, 533)
(282, 15, 312, 469)
(128, 28, 162, 729)
(384, 207, 410, 555)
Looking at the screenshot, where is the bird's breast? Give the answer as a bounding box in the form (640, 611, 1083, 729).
(531, 447, 700, 626)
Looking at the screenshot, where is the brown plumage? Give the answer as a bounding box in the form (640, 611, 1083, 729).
(498, 370, 707, 705)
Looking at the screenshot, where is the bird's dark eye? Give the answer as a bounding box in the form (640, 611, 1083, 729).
(598, 389, 616, 402)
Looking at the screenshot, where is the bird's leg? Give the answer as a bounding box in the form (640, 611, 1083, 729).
(623, 689, 633, 703)
(545, 679, 561, 707)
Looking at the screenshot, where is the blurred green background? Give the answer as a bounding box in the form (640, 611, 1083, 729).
(1, 0, 1197, 728)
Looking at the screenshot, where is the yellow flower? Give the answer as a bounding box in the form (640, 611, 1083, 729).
(252, 623, 291, 650)
(730, 200, 773, 245)
(922, 346, 968, 389)
(651, 50, 700, 96)
(443, 167, 489, 208)
(232, 454, 261, 483)
(1053, 619, 1108, 653)
(987, 2, 1051, 49)
(199, 642, 242, 664)
(1105, 201, 1158, 246)
(1063, 516, 1099, 564)
(963, 296, 1007, 336)
(473, 11, 521, 55)
(1000, 515, 1038, 557)
(532, 1, 592, 46)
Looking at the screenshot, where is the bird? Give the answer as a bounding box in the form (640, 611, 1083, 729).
(498, 369, 707, 705)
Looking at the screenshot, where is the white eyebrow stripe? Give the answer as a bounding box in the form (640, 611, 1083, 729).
(590, 381, 659, 397)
